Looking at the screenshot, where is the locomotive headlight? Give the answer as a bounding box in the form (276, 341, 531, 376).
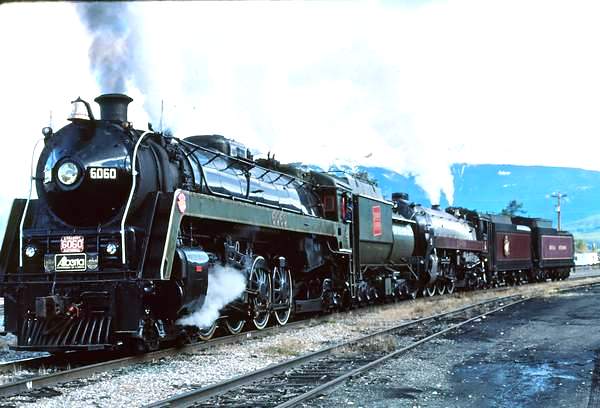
(106, 242, 118, 255)
(57, 161, 79, 186)
(42, 126, 53, 137)
(25, 245, 37, 258)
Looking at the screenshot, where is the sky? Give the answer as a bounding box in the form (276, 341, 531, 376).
(1, 0, 600, 224)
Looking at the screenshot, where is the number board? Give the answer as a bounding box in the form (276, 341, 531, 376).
(60, 235, 84, 253)
(89, 167, 117, 180)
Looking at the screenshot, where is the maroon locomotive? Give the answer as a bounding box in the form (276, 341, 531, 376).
(448, 207, 574, 285)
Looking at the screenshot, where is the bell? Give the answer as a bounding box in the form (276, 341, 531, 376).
(68, 97, 94, 121)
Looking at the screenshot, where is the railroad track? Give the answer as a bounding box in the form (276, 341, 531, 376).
(0, 296, 426, 380)
(0, 315, 328, 398)
(1, 275, 598, 401)
(146, 281, 600, 408)
(145, 295, 526, 407)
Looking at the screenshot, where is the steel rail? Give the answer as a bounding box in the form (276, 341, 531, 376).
(0, 355, 57, 375)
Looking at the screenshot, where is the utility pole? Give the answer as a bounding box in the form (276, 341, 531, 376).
(551, 192, 567, 231)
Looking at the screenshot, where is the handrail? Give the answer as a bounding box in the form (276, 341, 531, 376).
(121, 131, 153, 265)
(178, 138, 305, 188)
(19, 137, 44, 268)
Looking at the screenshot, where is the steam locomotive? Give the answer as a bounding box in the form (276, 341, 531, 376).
(0, 94, 574, 353)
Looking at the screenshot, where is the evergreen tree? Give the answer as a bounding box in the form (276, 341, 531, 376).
(353, 170, 378, 186)
(575, 239, 588, 253)
(501, 200, 525, 216)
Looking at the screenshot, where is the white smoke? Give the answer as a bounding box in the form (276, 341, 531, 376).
(177, 265, 247, 330)
(75, 3, 158, 122)
(4, 2, 600, 213)
(72, 2, 460, 204)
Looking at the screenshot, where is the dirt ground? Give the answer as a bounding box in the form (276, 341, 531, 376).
(312, 284, 600, 408)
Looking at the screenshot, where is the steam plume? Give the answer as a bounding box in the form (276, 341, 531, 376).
(178, 265, 247, 330)
(76, 3, 160, 127)
(76, 4, 136, 93)
(74, 3, 456, 203)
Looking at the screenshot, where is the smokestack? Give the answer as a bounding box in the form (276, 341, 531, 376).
(94, 93, 133, 123)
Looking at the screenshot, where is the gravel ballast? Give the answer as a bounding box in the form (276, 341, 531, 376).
(2, 274, 600, 407)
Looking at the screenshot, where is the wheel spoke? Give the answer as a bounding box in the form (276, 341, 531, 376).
(249, 256, 271, 330)
(272, 267, 293, 326)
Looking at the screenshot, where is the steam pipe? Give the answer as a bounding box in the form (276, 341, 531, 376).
(20, 138, 45, 268)
(121, 130, 153, 265)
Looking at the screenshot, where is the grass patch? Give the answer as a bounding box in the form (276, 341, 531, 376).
(264, 338, 304, 357)
(361, 276, 600, 325)
(355, 334, 397, 353)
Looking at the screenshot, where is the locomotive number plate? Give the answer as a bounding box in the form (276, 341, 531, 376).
(271, 211, 288, 228)
(60, 235, 84, 253)
(55, 253, 87, 271)
(89, 167, 117, 180)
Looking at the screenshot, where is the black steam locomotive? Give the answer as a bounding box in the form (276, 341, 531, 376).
(0, 94, 574, 352)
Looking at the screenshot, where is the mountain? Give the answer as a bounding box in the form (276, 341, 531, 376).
(359, 164, 600, 244)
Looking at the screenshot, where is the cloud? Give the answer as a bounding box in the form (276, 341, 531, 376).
(0, 3, 101, 244)
(2, 0, 600, 221)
